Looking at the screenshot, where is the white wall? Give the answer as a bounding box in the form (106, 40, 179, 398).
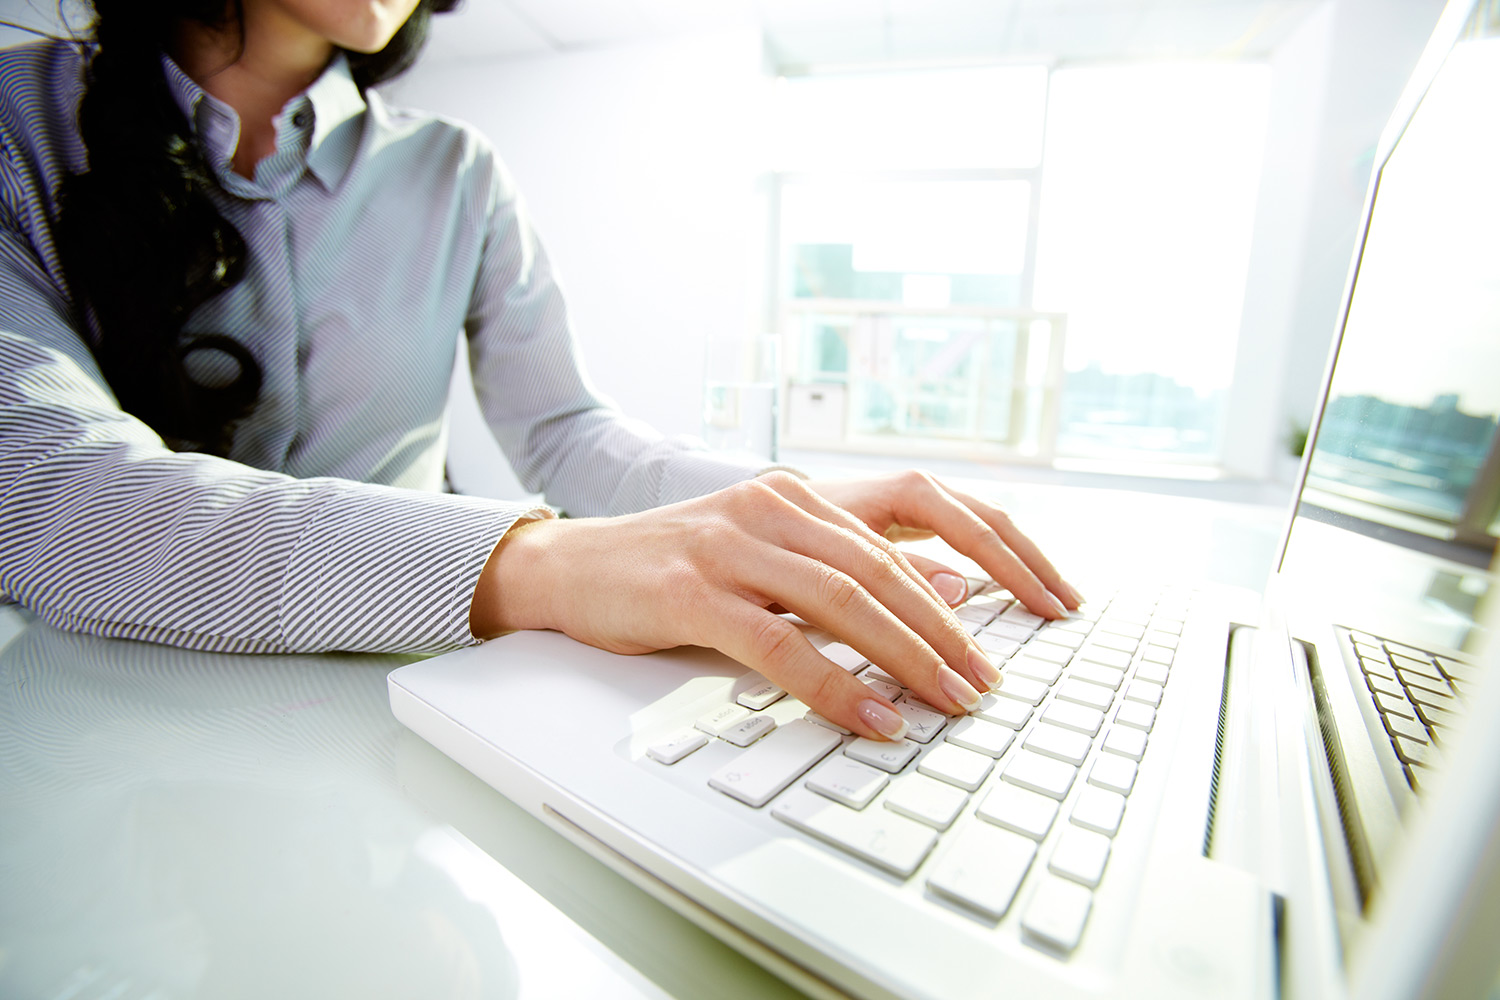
(384, 28, 770, 499)
(1224, 0, 1447, 483)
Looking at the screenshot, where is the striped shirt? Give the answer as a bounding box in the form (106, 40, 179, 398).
(0, 40, 763, 654)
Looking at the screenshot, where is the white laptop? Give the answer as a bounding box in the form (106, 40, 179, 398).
(389, 3, 1500, 997)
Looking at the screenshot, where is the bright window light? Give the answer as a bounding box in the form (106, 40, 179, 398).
(772, 65, 1049, 171)
(1035, 62, 1270, 460)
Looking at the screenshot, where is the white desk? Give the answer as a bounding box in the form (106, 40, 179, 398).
(0, 484, 1284, 999)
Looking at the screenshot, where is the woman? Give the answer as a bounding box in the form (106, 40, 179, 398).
(0, 0, 1081, 742)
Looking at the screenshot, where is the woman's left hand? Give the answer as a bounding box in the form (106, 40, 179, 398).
(806, 471, 1084, 616)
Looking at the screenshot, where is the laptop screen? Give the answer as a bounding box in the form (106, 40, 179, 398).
(1280, 5, 1500, 658)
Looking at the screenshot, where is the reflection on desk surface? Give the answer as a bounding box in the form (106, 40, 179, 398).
(0, 614, 726, 1000)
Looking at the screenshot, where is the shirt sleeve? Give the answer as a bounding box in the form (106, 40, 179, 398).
(461, 148, 768, 518)
(0, 217, 547, 655)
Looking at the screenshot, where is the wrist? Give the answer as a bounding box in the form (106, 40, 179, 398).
(469, 515, 560, 638)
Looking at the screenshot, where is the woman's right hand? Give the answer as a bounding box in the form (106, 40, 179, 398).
(469, 472, 1007, 741)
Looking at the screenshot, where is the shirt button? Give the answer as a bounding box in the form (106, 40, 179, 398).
(292, 110, 311, 128)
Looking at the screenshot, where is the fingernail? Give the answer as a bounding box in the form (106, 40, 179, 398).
(1063, 581, 1086, 607)
(932, 572, 967, 606)
(858, 699, 909, 740)
(938, 666, 983, 713)
(1046, 592, 1070, 618)
(968, 646, 1001, 690)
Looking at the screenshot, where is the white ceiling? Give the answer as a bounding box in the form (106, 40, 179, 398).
(425, 0, 1326, 69)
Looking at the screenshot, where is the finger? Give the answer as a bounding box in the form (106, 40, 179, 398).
(900, 551, 972, 607)
(735, 539, 990, 715)
(945, 485, 1085, 608)
(761, 474, 951, 613)
(711, 597, 911, 741)
(758, 484, 1000, 698)
(721, 477, 995, 700)
(885, 474, 1071, 620)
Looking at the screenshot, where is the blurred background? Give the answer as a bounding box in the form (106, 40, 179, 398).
(0, 0, 1457, 506)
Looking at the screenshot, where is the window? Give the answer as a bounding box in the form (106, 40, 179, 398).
(771, 60, 1270, 469)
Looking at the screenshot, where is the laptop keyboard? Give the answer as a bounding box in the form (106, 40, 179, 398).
(645, 582, 1194, 954)
(1341, 628, 1474, 792)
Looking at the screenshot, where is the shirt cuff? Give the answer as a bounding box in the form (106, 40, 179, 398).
(281, 482, 552, 654)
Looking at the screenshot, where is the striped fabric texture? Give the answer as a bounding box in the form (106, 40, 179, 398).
(0, 40, 763, 655)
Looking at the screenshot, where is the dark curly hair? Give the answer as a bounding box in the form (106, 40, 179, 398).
(53, 0, 459, 456)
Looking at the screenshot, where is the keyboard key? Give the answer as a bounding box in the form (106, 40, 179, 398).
(696, 703, 752, 736)
(1115, 701, 1155, 732)
(1366, 673, 1404, 699)
(1003, 751, 1077, 800)
(955, 604, 996, 627)
(1124, 680, 1163, 707)
(927, 823, 1037, 921)
(1042, 700, 1105, 737)
(1050, 826, 1112, 888)
(999, 605, 1046, 629)
(1135, 661, 1169, 686)
(1141, 645, 1174, 666)
(1088, 754, 1138, 796)
(804, 710, 851, 735)
(736, 675, 787, 710)
(997, 674, 1049, 706)
(966, 593, 1010, 613)
(647, 730, 709, 764)
(975, 693, 1032, 730)
(1437, 657, 1474, 684)
(772, 789, 937, 877)
(1021, 642, 1073, 666)
(709, 720, 840, 807)
(1022, 875, 1093, 952)
(1076, 646, 1132, 671)
(976, 634, 1022, 660)
(1098, 620, 1145, 640)
(1389, 651, 1443, 681)
(1071, 785, 1126, 836)
(1070, 661, 1125, 690)
(1145, 630, 1179, 650)
(860, 666, 905, 688)
(1359, 655, 1396, 681)
(1374, 691, 1416, 719)
(1383, 713, 1428, 744)
(1392, 735, 1433, 766)
(1024, 723, 1091, 767)
(846, 737, 921, 774)
(1057, 678, 1114, 711)
(945, 716, 1016, 758)
(722, 713, 777, 747)
(885, 774, 969, 830)
(919, 743, 994, 791)
(1007, 656, 1063, 685)
(1405, 681, 1456, 709)
(1051, 617, 1094, 635)
(820, 642, 869, 672)
(1102, 725, 1147, 761)
(1032, 628, 1085, 651)
(898, 700, 949, 744)
(1414, 701, 1459, 728)
(978, 781, 1059, 840)
(806, 755, 889, 808)
(1093, 632, 1138, 654)
(983, 621, 1036, 644)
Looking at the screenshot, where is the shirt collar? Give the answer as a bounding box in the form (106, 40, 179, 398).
(159, 51, 366, 192)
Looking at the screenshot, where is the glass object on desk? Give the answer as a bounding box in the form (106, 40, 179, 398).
(703, 335, 780, 461)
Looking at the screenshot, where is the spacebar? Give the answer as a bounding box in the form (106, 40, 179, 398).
(708, 719, 841, 808)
